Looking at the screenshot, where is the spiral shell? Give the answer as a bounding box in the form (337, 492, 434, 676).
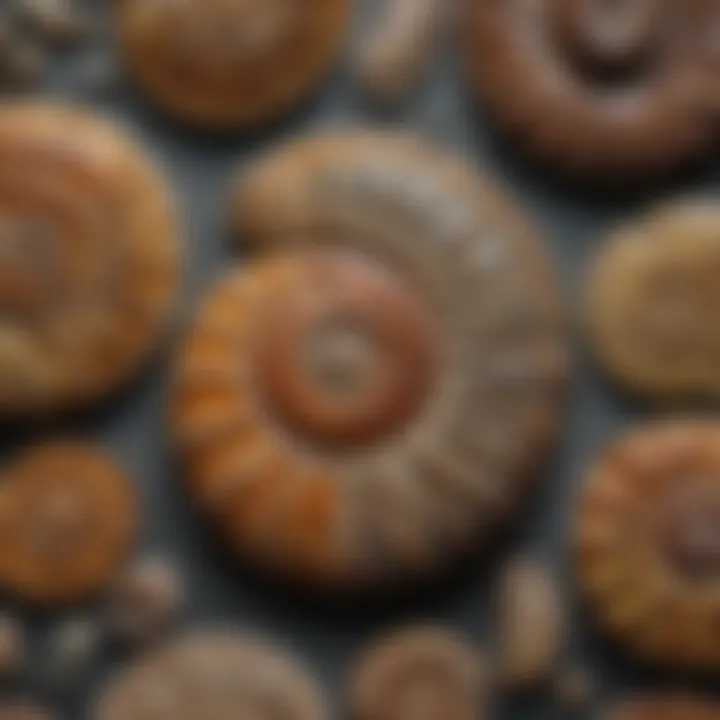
(588, 201, 720, 399)
(0, 442, 136, 606)
(116, 0, 351, 130)
(0, 104, 178, 416)
(348, 626, 488, 720)
(94, 630, 326, 720)
(465, 0, 720, 181)
(171, 132, 566, 589)
(576, 421, 720, 672)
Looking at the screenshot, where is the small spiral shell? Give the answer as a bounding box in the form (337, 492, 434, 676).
(465, 0, 720, 181)
(171, 132, 567, 590)
(94, 630, 326, 720)
(117, 0, 351, 130)
(576, 421, 720, 672)
(0, 104, 179, 416)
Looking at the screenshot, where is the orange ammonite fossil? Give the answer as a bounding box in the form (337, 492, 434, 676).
(608, 696, 720, 720)
(116, 0, 351, 130)
(576, 422, 720, 672)
(348, 626, 488, 720)
(588, 201, 720, 399)
(0, 442, 136, 606)
(94, 630, 327, 720)
(0, 103, 179, 416)
(465, 0, 720, 181)
(172, 131, 567, 589)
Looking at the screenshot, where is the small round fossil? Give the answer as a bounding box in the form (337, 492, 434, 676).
(107, 555, 185, 645)
(465, 0, 720, 182)
(0, 442, 137, 605)
(348, 626, 488, 720)
(607, 696, 719, 720)
(116, 0, 351, 130)
(576, 421, 720, 672)
(175, 132, 566, 590)
(0, 104, 178, 416)
(94, 630, 326, 720)
(588, 201, 720, 399)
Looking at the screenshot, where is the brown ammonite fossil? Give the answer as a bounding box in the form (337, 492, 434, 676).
(588, 201, 720, 399)
(608, 695, 720, 720)
(171, 131, 567, 589)
(0, 103, 178, 416)
(465, 0, 720, 181)
(348, 626, 488, 720)
(94, 630, 326, 720)
(116, 0, 351, 130)
(576, 421, 720, 672)
(0, 442, 136, 605)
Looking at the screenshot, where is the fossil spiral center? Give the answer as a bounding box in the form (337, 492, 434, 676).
(552, 0, 665, 77)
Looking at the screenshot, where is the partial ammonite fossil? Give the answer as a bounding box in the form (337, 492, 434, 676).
(0, 442, 136, 606)
(94, 630, 326, 720)
(576, 422, 720, 672)
(588, 201, 720, 399)
(465, 0, 720, 181)
(608, 696, 720, 720)
(348, 626, 488, 720)
(0, 104, 178, 416)
(171, 131, 567, 590)
(116, 0, 351, 130)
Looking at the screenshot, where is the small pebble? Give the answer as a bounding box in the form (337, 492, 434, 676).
(45, 617, 102, 690)
(553, 666, 594, 710)
(107, 555, 186, 646)
(0, 614, 25, 681)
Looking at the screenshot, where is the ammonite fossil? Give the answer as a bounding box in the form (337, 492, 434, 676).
(0, 104, 178, 416)
(348, 626, 487, 720)
(608, 696, 720, 720)
(172, 131, 567, 589)
(116, 0, 350, 130)
(588, 201, 720, 399)
(94, 630, 326, 720)
(465, 0, 720, 181)
(576, 421, 720, 671)
(0, 442, 136, 605)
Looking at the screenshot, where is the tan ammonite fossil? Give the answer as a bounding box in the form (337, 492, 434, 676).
(0, 103, 178, 416)
(94, 630, 326, 720)
(0, 442, 136, 606)
(171, 131, 567, 589)
(116, 0, 351, 130)
(588, 201, 720, 399)
(348, 626, 488, 720)
(608, 696, 720, 720)
(465, 0, 720, 181)
(576, 421, 720, 672)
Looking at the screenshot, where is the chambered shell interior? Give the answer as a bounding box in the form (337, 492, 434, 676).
(172, 132, 567, 589)
(576, 422, 720, 671)
(0, 104, 179, 415)
(116, 0, 351, 129)
(465, 0, 720, 180)
(94, 631, 326, 720)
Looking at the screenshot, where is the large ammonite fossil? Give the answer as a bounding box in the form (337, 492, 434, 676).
(0, 104, 178, 416)
(0, 442, 136, 606)
(465, 0, 720, 181)
(348, 626, 488, 720)
(94, 630, 326, 720)
(588, 201, 720, 399)
(608, 696, 720, 720)
(576, 422, 720, 672)
(116, 0, 351, 130)
(171, 132, 567, 589)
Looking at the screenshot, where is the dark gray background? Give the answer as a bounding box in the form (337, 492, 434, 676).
(8, 0, 720, 717)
